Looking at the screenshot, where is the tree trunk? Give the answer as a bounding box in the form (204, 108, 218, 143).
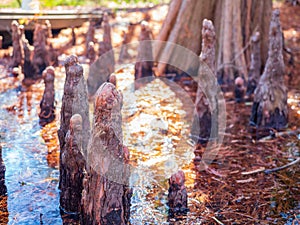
(81, 83, 131, 225)
(155, 0, 272, 86)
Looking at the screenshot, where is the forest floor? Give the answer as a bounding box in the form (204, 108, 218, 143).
(0, 1, 299, 225)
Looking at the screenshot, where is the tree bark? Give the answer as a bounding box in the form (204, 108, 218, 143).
(250, 10, 288, 132)
(60, 114, 86, 214)
(81, 82, 131, 225)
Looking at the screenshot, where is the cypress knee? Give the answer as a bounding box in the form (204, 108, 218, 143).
(168, 170, 188, 215)
(32, 24, 49, 76)
(191, 19, 218, 144)
(86, 41, 96, 64)
(246, 32, 262, 97)
(250, 10, 288, 132)
(39, 66, 55, 126)
(86, 19, 95, 51)
(81, 82, 131, 225)
(87, 15, 115, 96)
(10, 20, 24, 69)
(118, 24, 134, 63)
(58, 55, 90, 188)
(134, 21, 153, 82)
(60, 114, 86, 214)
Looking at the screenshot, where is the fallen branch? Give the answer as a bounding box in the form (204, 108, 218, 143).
(264, 157, 300, 174)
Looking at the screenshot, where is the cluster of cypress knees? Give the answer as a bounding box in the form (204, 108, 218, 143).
(1, 8, 287, 224)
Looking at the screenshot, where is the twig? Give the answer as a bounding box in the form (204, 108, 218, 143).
(264, 157, 300, 174)
(241, 167, 265, 175)
(258, 128, 300, 142)
(212, 216, 224, 225)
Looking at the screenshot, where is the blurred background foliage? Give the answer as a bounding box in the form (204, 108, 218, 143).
(0, 0, 170, 8)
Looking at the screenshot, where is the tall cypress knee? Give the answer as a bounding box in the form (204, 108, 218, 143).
(191, 19, 218, 144)
(81, 82, 131, 225)
(250, 10, 288, 131)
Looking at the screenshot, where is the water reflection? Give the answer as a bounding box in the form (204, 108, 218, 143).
(115, 65, 196, 224)
(0, 68, 64, 224)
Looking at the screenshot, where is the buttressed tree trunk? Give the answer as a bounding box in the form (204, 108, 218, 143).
(191, 19, 218, 144)
(58, 55, 90, 188)
(60, 114, 86, 214)
(81, 82, 131, 225)
(155, 0, 272, 85)
(250, 10, 288, 132)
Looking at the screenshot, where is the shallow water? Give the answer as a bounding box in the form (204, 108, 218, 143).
(0, 72, 64, 224)
(0, 64, 197, 224)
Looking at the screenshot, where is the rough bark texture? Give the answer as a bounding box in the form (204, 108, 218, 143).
(250, 10, 288, 131)
(87, 15, 115, 96)
(0, 145, 7, 196)
(134, 21, 153, 82)
(39, 66, 55, 126)
(32, 24, 49, 76)
(191, 19, 217, 144)
(10, 20, 24, 68)
(58, 55, 90, 189)
(155, 0, 272, 85)
(81, 82, 131, 225)
(167, 170, 188, 215)
(246, 32, 262, 96)
(87, 41, 96, 64)
(118, 24, 134, 63)
(60, 114, 86, 214)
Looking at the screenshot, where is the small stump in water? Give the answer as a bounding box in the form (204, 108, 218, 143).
(81, 82, 131, 225)
(39, 66, 55, 126)
(250, 10, 288, 136)
(60, 114, 86, 215)
(168, 170, 188, 216)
